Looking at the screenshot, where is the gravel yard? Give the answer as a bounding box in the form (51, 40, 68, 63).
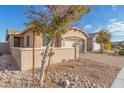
(46, 59, 121, 88)
(0, 54, 121, 88)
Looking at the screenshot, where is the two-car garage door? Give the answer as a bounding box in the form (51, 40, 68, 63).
(64, 37, 84, 53)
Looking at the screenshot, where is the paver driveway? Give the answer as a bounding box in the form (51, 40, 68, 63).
(79, 52, 124, 68)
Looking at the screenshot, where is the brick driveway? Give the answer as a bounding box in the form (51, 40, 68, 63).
(79, 52, 124, 68)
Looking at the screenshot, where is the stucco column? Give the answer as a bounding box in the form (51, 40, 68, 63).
(8, 35, 14, 53)
(35, 32, 42, 48)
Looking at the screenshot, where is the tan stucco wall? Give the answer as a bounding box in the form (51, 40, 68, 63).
(22, 31, 42, 48)
(11, 47, 21, 70)
(12, 47, 78, 71)
(22, 31, 33, 48)
(8, 35, 14, 52)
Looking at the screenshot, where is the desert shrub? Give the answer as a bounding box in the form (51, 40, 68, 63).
(118, 49, 124, 56)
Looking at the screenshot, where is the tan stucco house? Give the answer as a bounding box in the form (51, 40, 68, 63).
(6, 26, 88, 71)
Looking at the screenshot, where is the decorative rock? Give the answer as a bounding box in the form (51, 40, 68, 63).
(69, 86, 75, 88)
(74, 76, 79, 82)
(92, 83, 97, 87)
(103, 86, 106, 88)
(63, 80, 70, 88)
(47, 72, 101, 88)
(97, 85, 101, 88)
(0, 56, 101, 88)
(3, 69, 8, 73)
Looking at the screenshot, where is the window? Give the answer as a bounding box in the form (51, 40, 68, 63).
(14, 37, 20, 47)
(26, 35, 30, 47)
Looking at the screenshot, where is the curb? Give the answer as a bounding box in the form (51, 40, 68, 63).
(111, 66, 124, 88)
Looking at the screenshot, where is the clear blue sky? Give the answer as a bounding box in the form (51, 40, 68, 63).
(0, 5, 124, 42)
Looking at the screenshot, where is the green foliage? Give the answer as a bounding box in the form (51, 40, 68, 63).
(95, 29, 111, 53)
(96, 29, 111, 44)
(26, 6, 90, 38)
(118, 49, 124, 56)
(104, 43, 112, 50)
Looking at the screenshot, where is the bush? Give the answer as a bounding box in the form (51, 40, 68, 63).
(104, 43, 112, 50)
(118, 49, 124, 56)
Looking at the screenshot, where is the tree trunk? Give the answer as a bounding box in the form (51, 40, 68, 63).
(100, 43, 104, 53)
(32, 31, 35, 87)
(45, 38, 54, 78)
(39, 40, 53, 87)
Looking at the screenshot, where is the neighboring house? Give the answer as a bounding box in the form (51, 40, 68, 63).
(87, 33, 100, 51)
(6, 26, 88, 71)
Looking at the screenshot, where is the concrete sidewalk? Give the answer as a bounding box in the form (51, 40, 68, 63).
(112, 67, 124, 88)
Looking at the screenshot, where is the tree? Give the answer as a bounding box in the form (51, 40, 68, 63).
(26, 5, 90, 87)
(95, 29, 111, 53)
